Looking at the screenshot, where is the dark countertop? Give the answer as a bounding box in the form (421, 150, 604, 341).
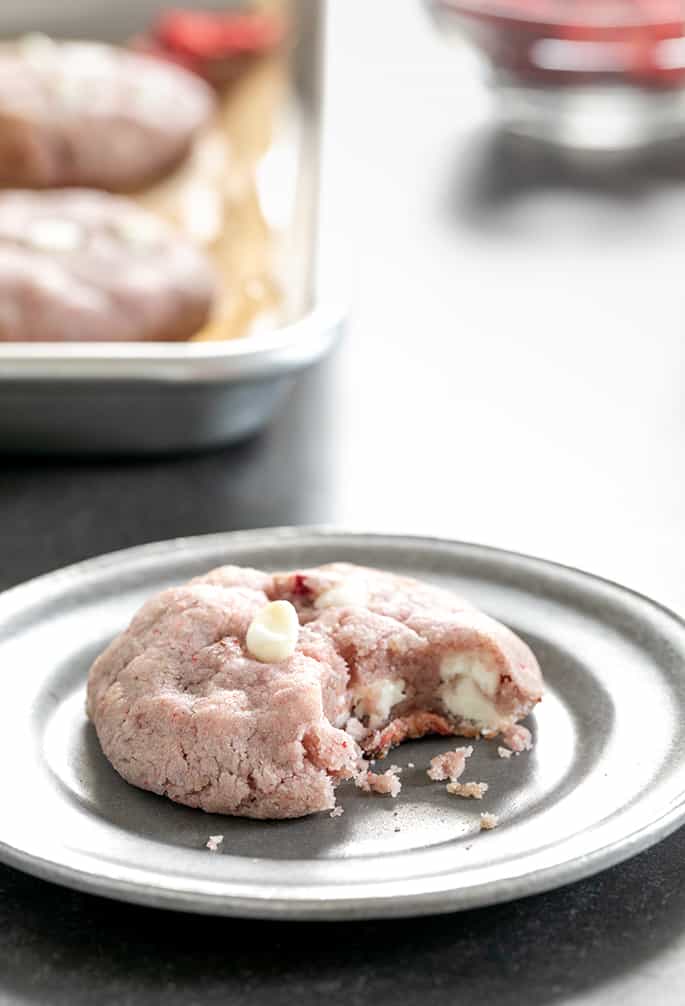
(1, 824, 684, 1006)
(2, 2, 685, 1002)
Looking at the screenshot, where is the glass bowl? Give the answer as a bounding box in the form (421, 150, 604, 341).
(428, 0, 685, 149)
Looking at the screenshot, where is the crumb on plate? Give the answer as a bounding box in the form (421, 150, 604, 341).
(427, 745, 473, 782)
(501, 723, 532, 753)
(356, 765, 402, 798)
(446, 780, 489, 800)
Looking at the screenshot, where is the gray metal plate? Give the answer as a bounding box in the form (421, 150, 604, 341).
(1, 527, 684, 919)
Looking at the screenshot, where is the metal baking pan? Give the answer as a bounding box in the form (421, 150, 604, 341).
(0, 0, 342, 454)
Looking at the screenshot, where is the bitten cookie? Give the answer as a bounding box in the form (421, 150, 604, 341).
(87, 563, 543, 818)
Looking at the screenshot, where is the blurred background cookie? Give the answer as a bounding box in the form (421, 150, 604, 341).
(0, 188, 217, 341)
(0, 34, 215, 191)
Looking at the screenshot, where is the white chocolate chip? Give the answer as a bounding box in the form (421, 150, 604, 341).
(246, 600, 299, 663)
(26, 218, 83, 253)
(440, 676, 500, 727)
(353, 677, 406, 728)
(314, 579, 369, 610)
(438, 650, 502, 728)
(440, 651, 500, 696)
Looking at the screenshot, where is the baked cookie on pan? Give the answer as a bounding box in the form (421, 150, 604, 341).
(0, 188, 217, 342)
(0, 35, 214, 192)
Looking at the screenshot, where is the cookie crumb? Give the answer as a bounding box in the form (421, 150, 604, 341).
(497, 746, 513, 760)
(329, 805, 344, 818)
(480, 812, 499, 830)
(407, 762, 415, 769)
(206, 834, 224, 852)
(356, 765, 402, 798)
(446, 780, 489, 800)
(501, 724, 532, 753)
(428, 746, 473, 782)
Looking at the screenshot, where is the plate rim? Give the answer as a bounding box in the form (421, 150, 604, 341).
(2, 525, 685, 920)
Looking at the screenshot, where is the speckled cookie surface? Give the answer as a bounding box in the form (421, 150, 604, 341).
(87, 563, 543, 818)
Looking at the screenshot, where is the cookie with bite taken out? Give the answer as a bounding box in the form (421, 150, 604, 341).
(87, 563, 543, 818)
